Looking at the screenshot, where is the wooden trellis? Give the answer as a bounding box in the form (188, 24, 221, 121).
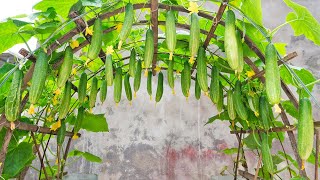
(0, 1, 317, 179)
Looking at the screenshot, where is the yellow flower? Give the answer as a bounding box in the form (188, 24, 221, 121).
(154, 66, 161, 73)
(50, 120, 61, 131)
(85, 27, 93, 36)
(246, 70, 255, 78)
(10, 122, 15, 130)
(176, 70, 181, 74)
(115, 23, 123, 32)
(28, 104, 35, 115)
(46, 107, 51, 113)
(248, 90, 255, 97)
(54, 88, 61, 95)
(274, 104, 282, 113)
(27, 82, 31, 86)
(71, 68, 77, 76)
(72, 134, 79, 140)
(106, 46, 114, 55)
(189, 57, 195, 64)
(70, 40, 79, 49)
(188, 2, 199, 14)
(47, 116, 54, 122)
(52, 96, 59, 105)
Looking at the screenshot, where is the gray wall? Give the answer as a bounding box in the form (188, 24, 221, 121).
(63, 1, 320, 180)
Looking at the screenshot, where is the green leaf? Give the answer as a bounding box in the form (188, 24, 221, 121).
(82, 112, 109, 132)
(2, 142, 35, 178)
(281, 100, 298, 119)
(68, 149, 102, 163)
(222, 148, 238, 155)
(239, 0, 263, 26)
(206, 111, 230, 125)
(280, 65, 316, 98)
(283, 0, 320, 46)
(81, 0, 102, 7)
(33, 0, 78, 18)
(278, 151, 299, 170)
(0, 20, 32, 54)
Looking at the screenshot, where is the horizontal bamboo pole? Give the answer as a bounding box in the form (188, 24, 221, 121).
(0, 117, 80, 138)
(230, 121, 320, 134)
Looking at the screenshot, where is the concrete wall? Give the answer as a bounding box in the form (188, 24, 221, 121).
(64, 1, 320, 179)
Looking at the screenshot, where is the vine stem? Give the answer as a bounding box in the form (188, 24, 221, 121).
(254, 154, 262, 180)
(30, 132, 49, 180)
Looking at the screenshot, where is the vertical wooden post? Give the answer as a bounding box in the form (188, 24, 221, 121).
(151, 0, 159, 75)
(316, 129, 320, 180)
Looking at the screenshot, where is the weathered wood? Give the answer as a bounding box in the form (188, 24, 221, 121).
(151, 0, 159, 75)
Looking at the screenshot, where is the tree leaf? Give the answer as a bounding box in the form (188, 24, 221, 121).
(33, 0, 78, 18)
(240, 0, 263, 26)
(206, 111, 230, 125)
(68, 149, 102, 163)
(280, 65, 316, 98)
(281, 100, 298, 119)
(222, 148, 238, 155)
(82, 112, 109, 132)
(81, 0, 102, 7)
(2, 142, 35, 178)
(0, 20, 32, 54)
(283, 0, 320, 46)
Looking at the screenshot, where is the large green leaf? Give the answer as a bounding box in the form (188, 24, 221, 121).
(283, 0, 320, 46)
(81, 112, 109, 132)
(234, 0, 263, 26)
(0, 20, 32, 54)
(68, 149, 102, 163)
(280, 65, 316, 98)
(281, 100, 298, 119)
(33, 0, 78, 18)
(2, 142, 35, 178)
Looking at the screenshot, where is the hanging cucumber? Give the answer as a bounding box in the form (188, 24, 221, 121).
(227, 90, 236, 121)
(216, 83, 224, 113)
(144, 29, 154, 76)
(128, 49, 136, 77)
(181, 61, 191, 99)
(87, 18, 102, 60)
(78, 72, 87, 105)
(167, 60, 175, 94)
(114, 68, 122, 105)
(259, 95, 270, 130)
(298, 98, 314, 170)
(147, 71, 152, 100)
(265, 43, 281, 112)
(100, 79, 107, 103)
(58, 81, 72, 120)
(124, 73, 133, 103)
(155, 72, 164, 103)
(89, 77, 98, 110)
(134, 60, 142, 97)
(197, 47, 208, 93)
(224, 10, 239, 71)
(261, 133, 274, 175)
(118, 3, 134, 50)
(195, 74, 201, 100)
(73, 106, 84, 139)
(5, 69, 23, 130)
(105, 54, 114, 86)
(209, 66, 220, 104)
(29, 50, 48, 114)
(165, 10, 176, 60)
(57, 46, 73, 89)
(234, 81, 248, 120)
(189, 13, 200, 64)
(236, 30, 244, 74)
